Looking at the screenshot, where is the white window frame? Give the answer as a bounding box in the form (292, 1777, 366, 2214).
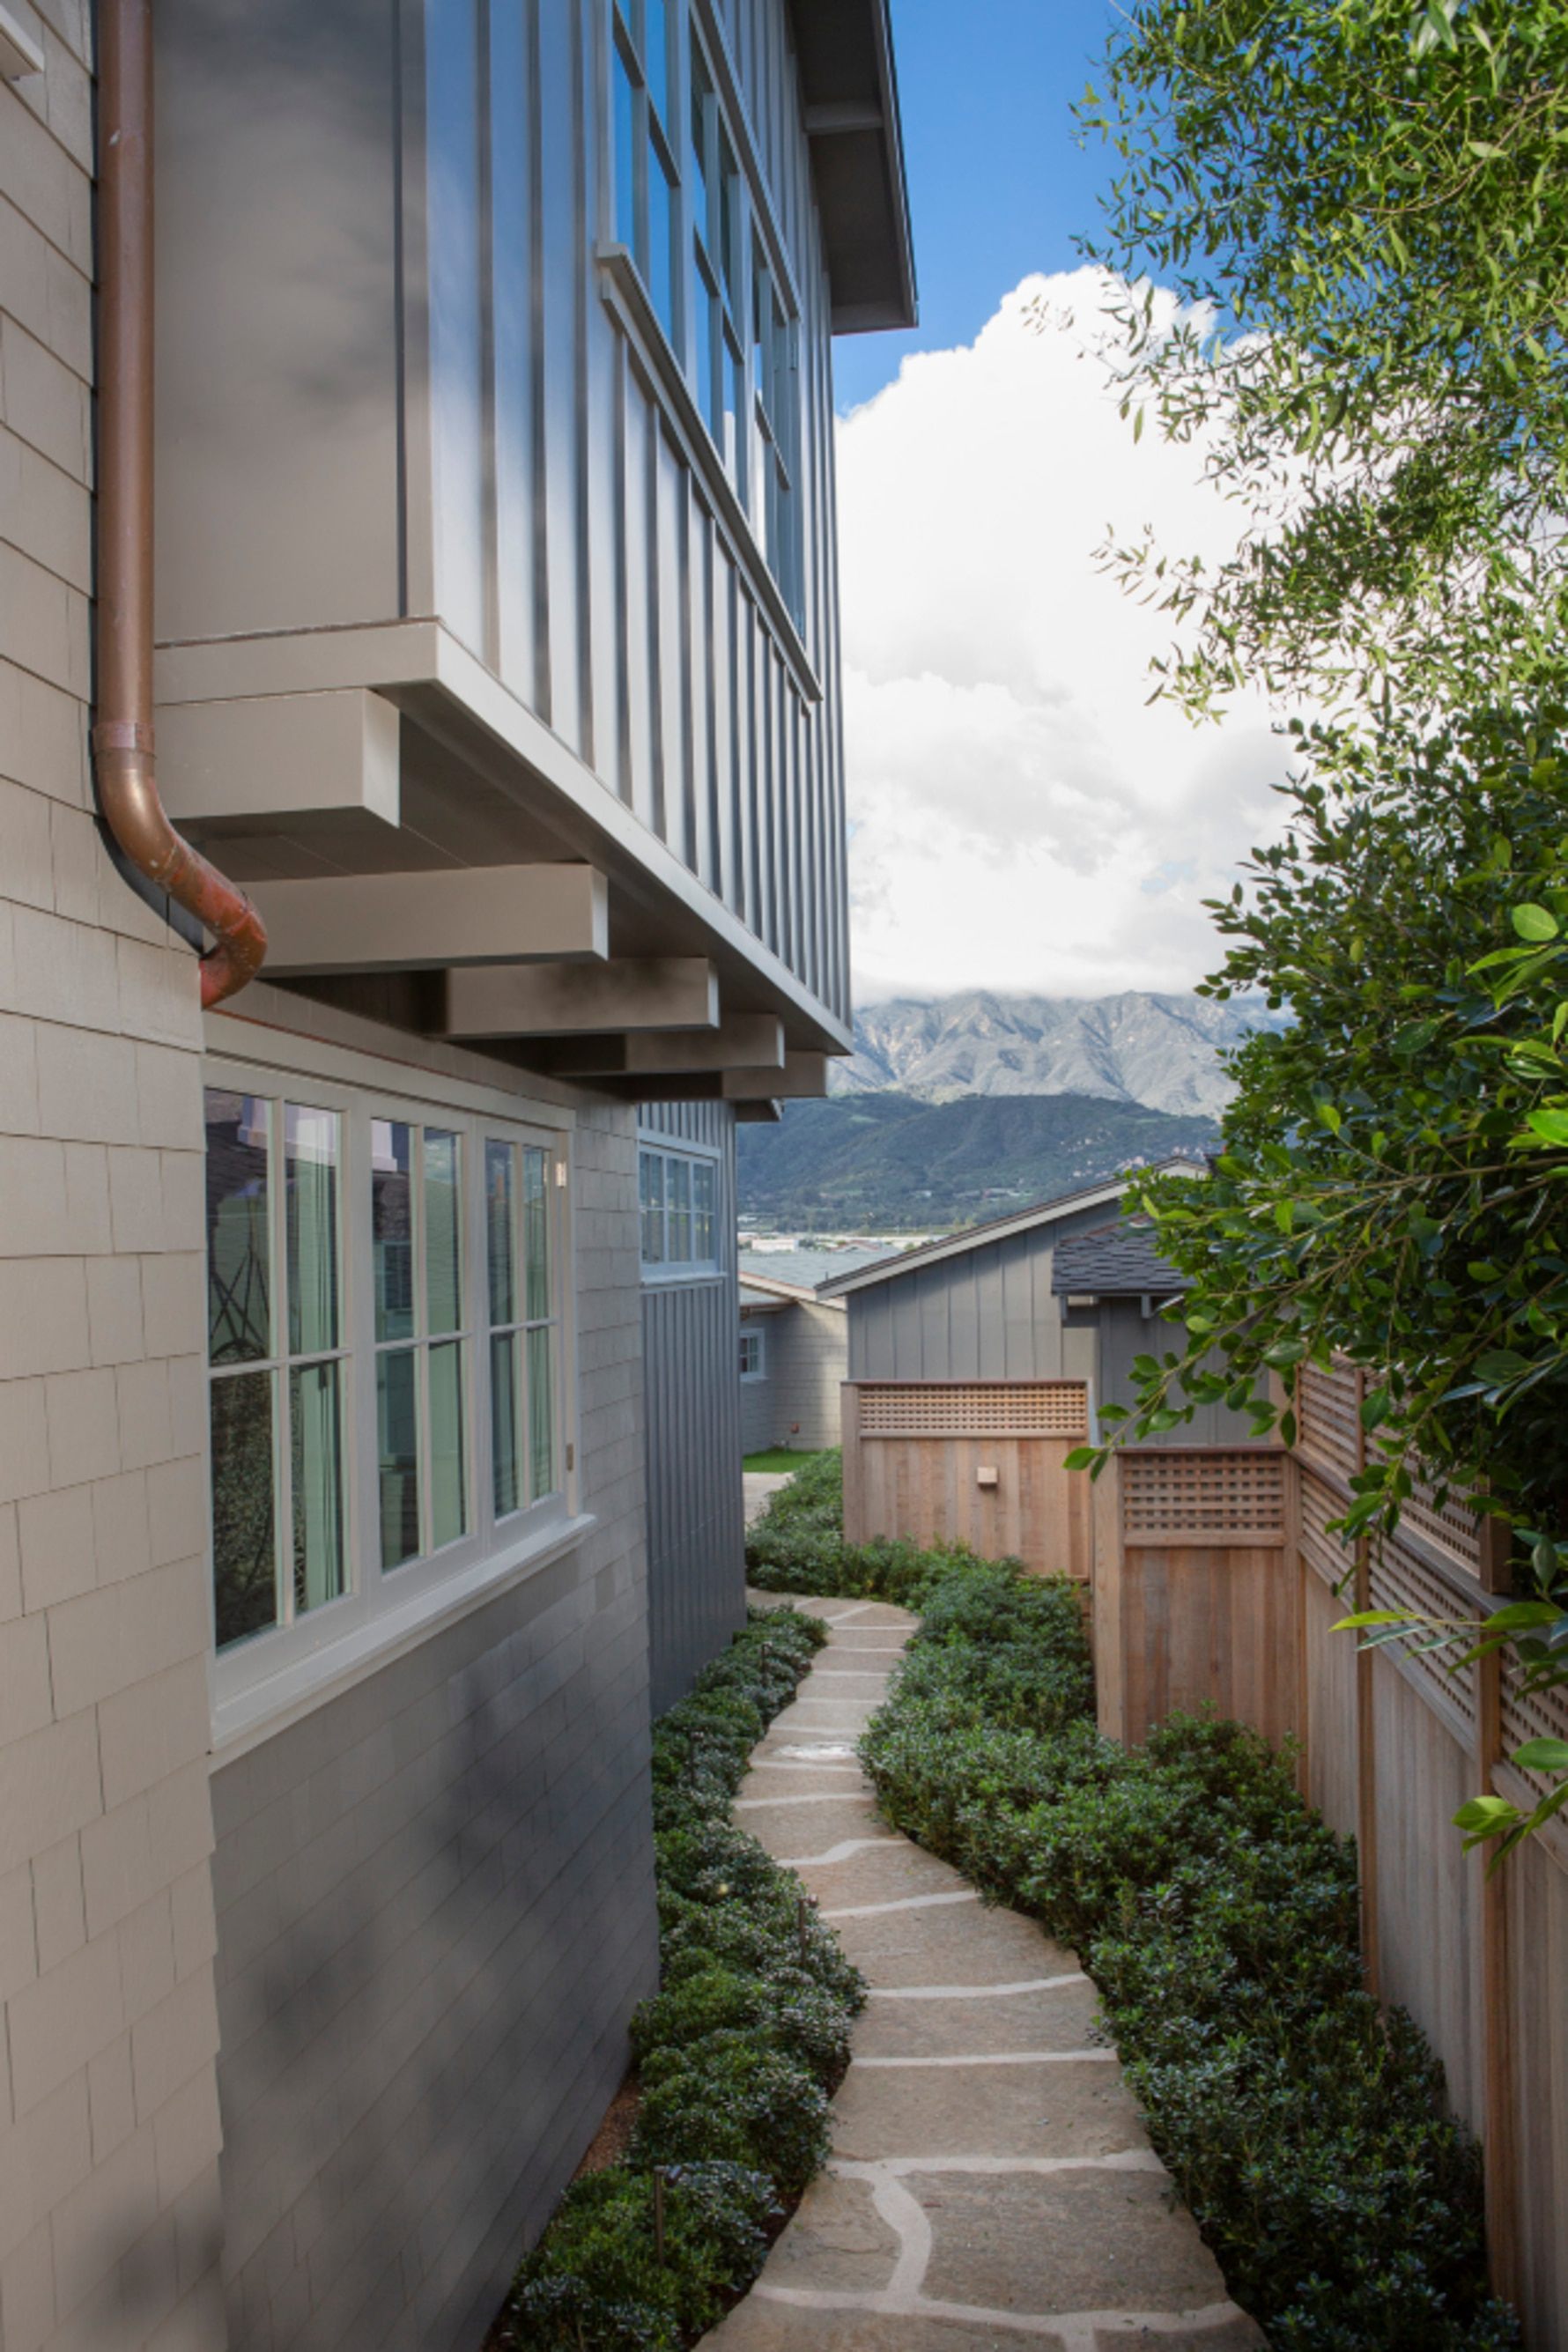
(639, 1139, 722, 1279)
(204, 1054, 587, 1755)
(739, 1325, 766, 1382)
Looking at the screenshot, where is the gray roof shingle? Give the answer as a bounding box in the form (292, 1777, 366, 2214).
(1051, 1220, 1184, 1298)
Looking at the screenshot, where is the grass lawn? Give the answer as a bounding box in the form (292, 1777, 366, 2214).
(743, 1447, 825, 1474)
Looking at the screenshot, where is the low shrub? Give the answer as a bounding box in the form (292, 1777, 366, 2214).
(497, 1605, 864, 2350)
(859, 1595, 1517, 2350)
(751, 1469, 1517, 2348)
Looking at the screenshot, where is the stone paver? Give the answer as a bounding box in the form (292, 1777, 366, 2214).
(704, 1594, 1262, 2352)
(745, 1470, 794, 1524)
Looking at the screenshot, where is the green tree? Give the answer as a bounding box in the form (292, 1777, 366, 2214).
(1069, 674, 1568, 1854)
(1080, 0, 1568, 721)
(1073, 0, 1568, 1851)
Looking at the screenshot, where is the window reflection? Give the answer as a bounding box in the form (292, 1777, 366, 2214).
(206, 1091, 271, 1364)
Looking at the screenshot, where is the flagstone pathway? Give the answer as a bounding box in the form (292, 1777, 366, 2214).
(703, 1594, 1261, 2352)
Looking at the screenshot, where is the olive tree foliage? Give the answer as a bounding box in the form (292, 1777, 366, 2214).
(1066, 689, 1568, 1853)
(1068, 0, 1568, 1851)
(1077, 0, 1568, 722)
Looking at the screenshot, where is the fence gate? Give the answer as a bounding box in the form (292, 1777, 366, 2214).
(840, 1379, 1091, 1577)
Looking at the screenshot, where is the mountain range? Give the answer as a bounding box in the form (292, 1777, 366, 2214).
(736, 990, 1284, 1231)
(832, 989, 1285, 1118)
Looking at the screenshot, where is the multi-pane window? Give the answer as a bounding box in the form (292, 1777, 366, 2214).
(206, 1091, 347, 1651)
(739, 1328, 765, 1380)
(688, 33, 747, 499)
(610, 2, 802, 622)
(372, 1121, 471, 1569)
(486, 1140, 561, 1518)
(612, 0, 679, 344)
(751, 240, 802, 623)
(204, 1077, 571, 1669)
(639, 1144, 719, 1271)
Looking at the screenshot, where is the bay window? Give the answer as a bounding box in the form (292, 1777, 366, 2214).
(203, 1069, 575, 1712)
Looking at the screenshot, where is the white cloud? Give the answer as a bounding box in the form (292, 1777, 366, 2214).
(837, 270, 1287, 1001)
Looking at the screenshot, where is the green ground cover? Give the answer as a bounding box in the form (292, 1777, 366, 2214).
(746, 1456, 1517, 2352)
(493, 1605, 862, 2352)
(741, 1446, 826, 1474)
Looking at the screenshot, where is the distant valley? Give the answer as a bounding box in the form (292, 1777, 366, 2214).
(736, 989, 1277, 1231)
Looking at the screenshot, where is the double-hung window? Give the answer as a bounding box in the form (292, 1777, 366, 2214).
(612, 0, 679, 344)
(203, 1071, 575, 1722)
(608, 1, 804, 623)
(739, 1328, 765, 1380)
(486, 1139, 561, 1517)
(639, 1143, 719, 1274)
(688, 33, 747, 500)
(206, 1093, 349, 1652)
(751, 240, 802, 624)
(371, 1121, 470, 1569)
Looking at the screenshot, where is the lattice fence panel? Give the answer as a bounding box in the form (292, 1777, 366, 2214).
(855, 1381, 1090, 1439)
(1122, 1447, 1287, 1539)
(1299, 1469, 1354, 1591)
(1397, 1468, 1483, 1576)
(1297, 1358, 1361, 1480)
(1501, 1656, 1568, 1800)
(1367, 1530, 1477, 1734)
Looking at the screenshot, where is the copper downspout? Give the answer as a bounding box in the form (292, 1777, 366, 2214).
(95, 0, 265, 1008)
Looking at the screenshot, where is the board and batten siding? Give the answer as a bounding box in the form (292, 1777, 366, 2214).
(846, 1207, 1112, 1386)
(847, 1216, 1256, 1451)
(640, 1103, 746, 1712)
(155, 0, 850, 1033)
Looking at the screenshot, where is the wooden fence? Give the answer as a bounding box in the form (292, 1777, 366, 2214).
(840, 1379, 1091, 1579)
(1091, 1359, 1568, 2345)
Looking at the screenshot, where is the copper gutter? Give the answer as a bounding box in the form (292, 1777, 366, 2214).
(95, 0, 265, 1008)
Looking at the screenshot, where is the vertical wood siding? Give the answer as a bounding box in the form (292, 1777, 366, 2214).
(640, 1102, 747, 1709)
(157, 0, 851, 1033)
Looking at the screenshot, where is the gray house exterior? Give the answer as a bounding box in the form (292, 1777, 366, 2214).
(823, 1164, 1251, 1446)
(737, 1272, 846, 1452)
(0, 7, 911, 2352)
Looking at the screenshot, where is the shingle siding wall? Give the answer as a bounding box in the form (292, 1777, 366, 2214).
(639, 1103, 745, 1715)
(206, 1086, 659, 2352)
(0, 11, 230, 2348)
(739, 1305, 844, 1452)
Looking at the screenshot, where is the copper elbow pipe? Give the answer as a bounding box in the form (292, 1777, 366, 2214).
(96, 0, 265, 1009)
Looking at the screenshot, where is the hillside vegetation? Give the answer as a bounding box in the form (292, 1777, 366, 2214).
(736, 1090, 1215, 1231)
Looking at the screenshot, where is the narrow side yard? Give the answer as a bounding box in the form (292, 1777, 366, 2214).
(706, 1594, 1258, 2348)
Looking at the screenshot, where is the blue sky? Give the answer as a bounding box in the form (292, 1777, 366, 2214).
(834, 0, 1120, 413)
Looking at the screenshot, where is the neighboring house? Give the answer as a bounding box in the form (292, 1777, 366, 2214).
(0, 7, 912, 2351)
(637, 1108, 744, 1712)
(818, 1165, 1250, 1571)
(737, 1272, 847, 1452)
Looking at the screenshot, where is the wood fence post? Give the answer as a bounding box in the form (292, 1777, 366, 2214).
(1352, 1367, 1380, 2000)
(1091, 1451, 1124, 1743)
(1476, 1512, 1520, 2303)
(1284, 1446, 1308, 1795)
(840, 1383, 863, 1548)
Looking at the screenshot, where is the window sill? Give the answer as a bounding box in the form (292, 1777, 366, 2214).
(640, 1264, 727, 1286)
(211, 1511, 598, 1764)
(596, 245, 822, 710)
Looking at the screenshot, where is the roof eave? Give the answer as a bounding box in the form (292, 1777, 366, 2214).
(788, 0, 917, 336)
(817, 1158, 1208, 1300)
